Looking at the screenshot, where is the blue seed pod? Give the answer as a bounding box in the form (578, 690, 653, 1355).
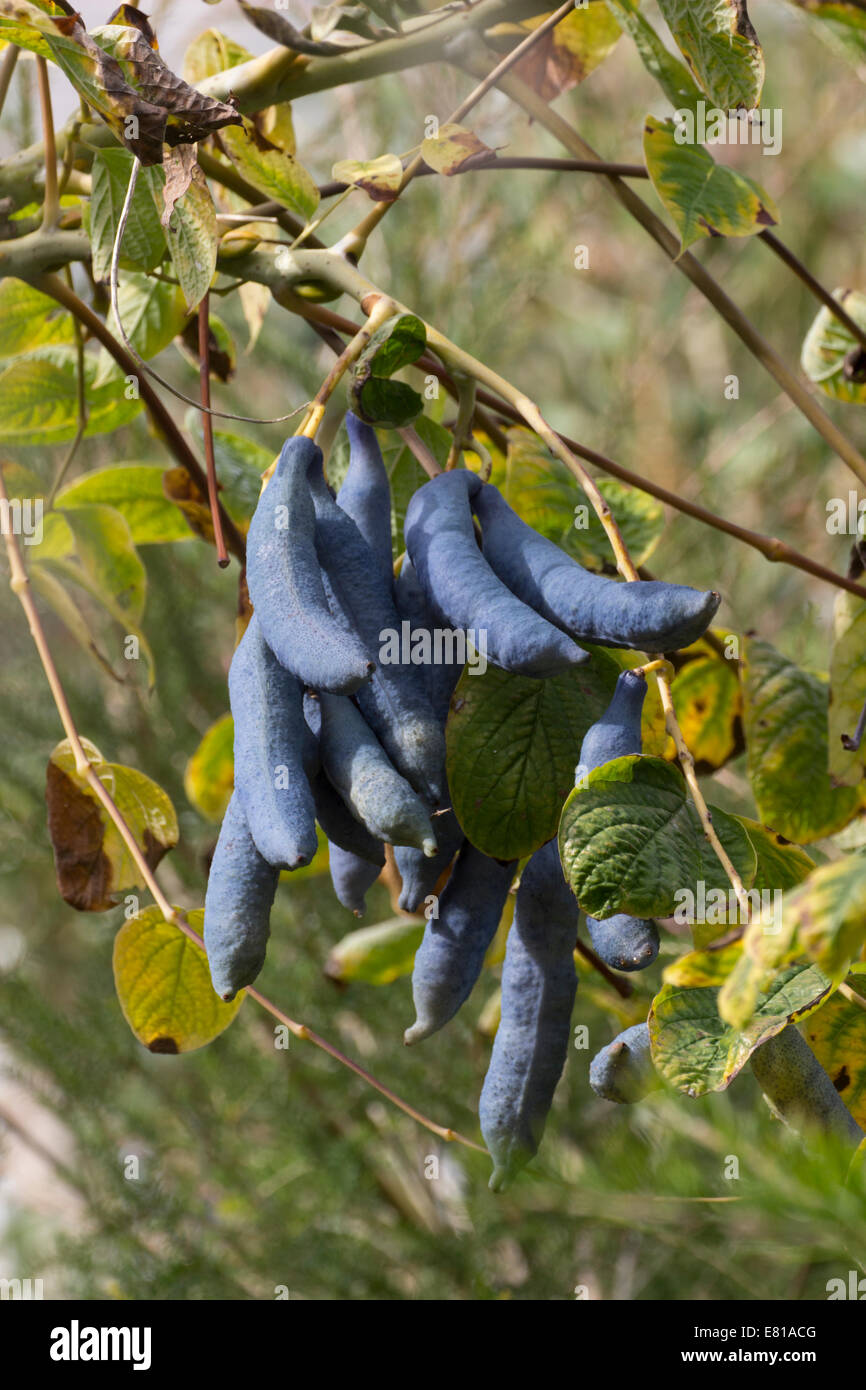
(305, 450, 445, 805)
(329, 842, 384, 917)
(316, 691, 438, 855)
(337, 413, 394, 588)
(404, 471, 587, 679)
(395, 806, 465, 914)
(578, 670, 659, 972)
(479, 838, 578, 1190)
(303, 694, 386, 864)
(228, 614, 318, 869)
(246, 434, 375, 693)
(404, 843, 516, 1044)
(751, 1027, 864, 1146)
(473, 482, 721, 652)
(589, 1022, 660, 1104)
(394, 554, 463, 726)
(584, 912, 659, 971)
(203, 792, 279, 1002)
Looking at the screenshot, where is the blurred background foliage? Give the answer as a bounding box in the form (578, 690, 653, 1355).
(1, 0, 866, 1299)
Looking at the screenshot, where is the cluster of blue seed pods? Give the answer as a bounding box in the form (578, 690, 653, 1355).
(204, 437, 723, 1185)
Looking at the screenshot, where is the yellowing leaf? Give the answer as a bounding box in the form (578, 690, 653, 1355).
(184, 713, 234, 823)
(331, 153, 404, 200)
(113, 906, 243, 1053)
(643, 115, 778, 254)
(655, 0, 764, 110)
(492, 7, 621, 101)
(670, 654, 741, 769)
(803, 978, 866, 1129)
(801, 290, 866, 405)
(221, 118, 319, 221)
(324, 916, 425, 986)
(420, 123, 495, 176)
(46, 737, 178, 912)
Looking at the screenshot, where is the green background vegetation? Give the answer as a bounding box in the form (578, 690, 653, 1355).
(1, 0, 865, 1299)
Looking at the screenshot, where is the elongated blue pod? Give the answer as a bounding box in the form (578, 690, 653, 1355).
(306, 450, 445, 804)
(404, 844, 517, 1045)
(203, 792, 279, 1002)
(404, 471, 587, 678)
(473, 482, 720, 653)
(246, 434, 374, 693)
(479, 838, 578, 1190)
(229, 614, 318, 869)
(329, 842, 383, 917)
(337, 413, 394, 588)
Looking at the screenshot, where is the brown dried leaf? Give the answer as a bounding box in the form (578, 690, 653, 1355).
(161, 142, 198, 226)
(162, 466, 214, 543)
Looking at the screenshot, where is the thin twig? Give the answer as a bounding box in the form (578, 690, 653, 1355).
(0, 43, 19, 122)
(35, 57, 59, 229)
(36, 272, 247, 565)
(198, 293, 229, 568)
(0, 466, 483, 1156)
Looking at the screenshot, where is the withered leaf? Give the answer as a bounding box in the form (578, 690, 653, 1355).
(238, 1, 354, 55)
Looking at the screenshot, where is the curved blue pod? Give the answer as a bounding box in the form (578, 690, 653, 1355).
(479, 838, 578, 1190)
(578, 670, 660, 972)
(229, 614, 318, 869)
(246, 434, 374, 693)
(303, 694, 386, 864)
(473, 482, 721, 652)
(203, 792, 279, 1002)
(589, 1022, 660, 1104)
(404, 843, 516, 1045)
(337, 413, 394, 588)
(394, 555, 463, 726)
(329, 842, 383, 917)
(404, 471, 587, 679)
(305, 450, 445, 805)
(317, 691, 438, 855)
(395, 806, 465, 914)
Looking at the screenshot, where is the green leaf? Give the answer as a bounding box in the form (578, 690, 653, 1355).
(324, 917, 425, 986)
(95, 273, 189, 385)
(56, 464, 193, 546)
(47, 737, 178, 911)
(349, 314, 427, 427)
(655, 0, 765, 110)
(0, 352, 141, 444)
(36, 503, 156, 686)
(801, 289, 866, 404)
(689, 818, 811, 951)
(183, 418, 272, 525)
(829, 592, 866, 786)
(558, 755, 757, 919)
(89, 148, 167, 281)
(184, 713, 234, 823)
(605, 0, 704, 114)
(803, 976, 866, 1129)
(157, 166, 219, 312)
(0, 278, 73, 356)
(649, 960, 833, 1096)
(30, 564, 122, 682)
(361, 313, 427, 378)
(718, 847, 858, 1029)
(220, 118, 320, 221)
(643, 115, 778, 254)
(446, 652, 621, 860)
(742, 637, 860, 843)
(113, 906, 243, 1053)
